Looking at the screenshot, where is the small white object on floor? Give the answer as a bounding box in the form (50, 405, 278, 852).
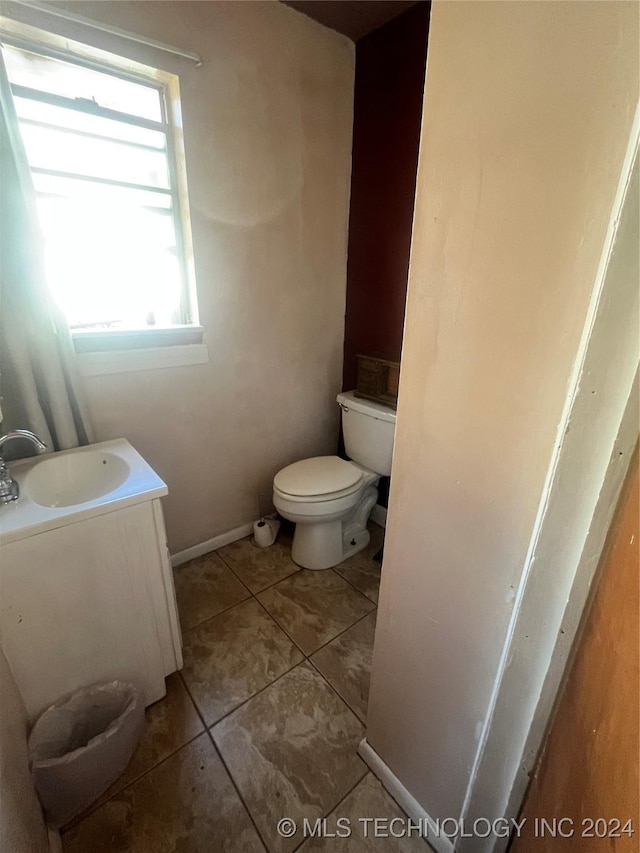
(253, 517, 280, 548)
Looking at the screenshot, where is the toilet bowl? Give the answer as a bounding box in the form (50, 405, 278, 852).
(273, 392, 396, 570)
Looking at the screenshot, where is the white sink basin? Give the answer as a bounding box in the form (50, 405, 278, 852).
(0, 440, 168, 545)
(25, 450, 130, 508)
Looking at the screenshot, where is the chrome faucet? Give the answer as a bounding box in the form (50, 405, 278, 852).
(0, 430, 47, 505)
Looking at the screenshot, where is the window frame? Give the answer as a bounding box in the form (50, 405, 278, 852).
(1, 19, 201, 353)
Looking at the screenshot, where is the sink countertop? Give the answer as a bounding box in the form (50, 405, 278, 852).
(0, 439, 168, 546)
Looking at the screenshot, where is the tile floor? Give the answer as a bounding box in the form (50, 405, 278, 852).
(62, 523, 425, 852)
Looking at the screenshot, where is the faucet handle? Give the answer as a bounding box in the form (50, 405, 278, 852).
(0, 457, 19, 504)
(0, 432, 47, 505)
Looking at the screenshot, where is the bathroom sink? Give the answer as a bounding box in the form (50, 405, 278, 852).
(0, 439, 167, 546)
(24, 449, 130, 508)
(0, 438, 179, 721)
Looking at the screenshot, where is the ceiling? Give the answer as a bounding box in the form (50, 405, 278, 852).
(282, 0, 420, 42)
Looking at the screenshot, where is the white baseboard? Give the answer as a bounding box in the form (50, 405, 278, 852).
(172, 508, 385, 569)
(48, 828, 62, 853)
(358, 739, 453, 853)
(370, 503, 387, 528)
(171, 522, 253, 567)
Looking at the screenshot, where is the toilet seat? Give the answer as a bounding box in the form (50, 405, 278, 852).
(274, 456, 363, 502)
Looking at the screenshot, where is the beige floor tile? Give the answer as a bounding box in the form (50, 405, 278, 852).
(298, 773, 427, 852)
(310, 611, 377, 723)
(212, 661, 367, 853)
(62, 733, 265, 853)
(333, 524, 384, 604)
(182, 598, 303, 726)
(257, 570, 375, 655)
(174, 551, 250, 630)
(218, 534, 299, 593)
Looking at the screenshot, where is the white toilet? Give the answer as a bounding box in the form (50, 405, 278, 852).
(273, 391, 396, 570)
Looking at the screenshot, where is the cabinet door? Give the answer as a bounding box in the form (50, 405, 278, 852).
(0, 503, 168, 719)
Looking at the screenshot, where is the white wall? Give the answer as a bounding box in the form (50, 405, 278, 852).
(0, 647, 49, 853)
(7, 1, 354, 552)
(464, 144, 639, 850)
(366, 0, 638, 832)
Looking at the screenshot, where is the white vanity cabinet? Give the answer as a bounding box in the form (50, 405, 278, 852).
(0, 441, 182, 720)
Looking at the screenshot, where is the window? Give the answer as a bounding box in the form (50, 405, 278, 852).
(2, 35, 199, 346)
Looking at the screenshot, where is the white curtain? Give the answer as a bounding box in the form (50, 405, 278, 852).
(0, 49, 94, 452)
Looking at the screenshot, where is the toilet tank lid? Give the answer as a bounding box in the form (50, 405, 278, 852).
(337, 391, 396, 424)
(274, 456, 362, 497)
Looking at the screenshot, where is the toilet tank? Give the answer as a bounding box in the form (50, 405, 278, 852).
(337, 391, 396, 476)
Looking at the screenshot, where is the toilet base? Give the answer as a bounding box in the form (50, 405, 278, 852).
(341, 526, 372, 562)
(289, 485, 378, 570)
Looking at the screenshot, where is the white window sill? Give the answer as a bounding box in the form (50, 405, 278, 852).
(72, 325, 204, 352)
(76, 343, 209, 377)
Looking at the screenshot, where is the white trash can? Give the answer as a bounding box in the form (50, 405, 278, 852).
(28, 681, 144, 828)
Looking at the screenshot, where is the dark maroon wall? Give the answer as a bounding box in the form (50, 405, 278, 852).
(342, 2, 430, 391)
